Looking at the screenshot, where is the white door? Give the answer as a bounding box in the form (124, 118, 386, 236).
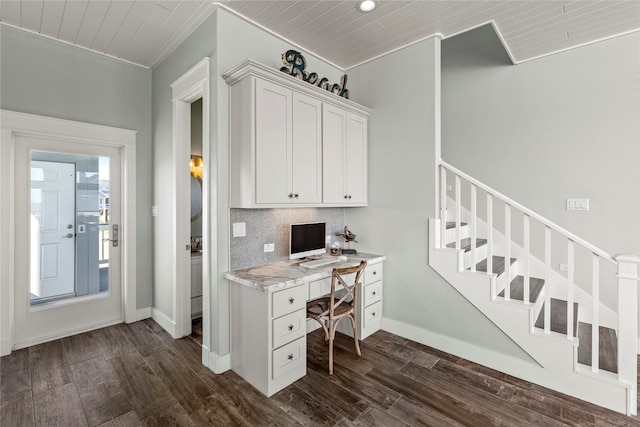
(30, 161, 76, 299)
(14, 135, 123, 348)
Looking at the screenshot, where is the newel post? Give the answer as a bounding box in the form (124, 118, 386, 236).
(616, 254, 639, 415)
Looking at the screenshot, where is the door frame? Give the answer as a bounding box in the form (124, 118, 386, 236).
(0, 110, 137, 356)
(169, 58, 211, 351)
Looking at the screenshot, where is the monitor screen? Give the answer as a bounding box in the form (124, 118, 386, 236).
(290, 222, 326, 260)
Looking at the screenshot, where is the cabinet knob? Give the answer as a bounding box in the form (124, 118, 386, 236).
(289, 297, 295, 304)
(288, 324, 294, 331)
(348, 195, 352, 200)
(287, 353, 294, 361)
(288, 193, 293, 199)
(373, 271, 377, 275)
(294, 193, 299, 199)
(344, 195, 348, 199)
(372, 312, 377, 317)
(372, 291, 377, 296)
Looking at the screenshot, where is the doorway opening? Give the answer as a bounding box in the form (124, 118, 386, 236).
(189, 98, 204, 345)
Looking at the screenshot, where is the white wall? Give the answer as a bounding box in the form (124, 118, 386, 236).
(442, 27, 640, 257)
(442, 26, 640, 331)
(0, 25, 153, 309)
(345, 38, 541, 369)
(151, 8, 344, 357)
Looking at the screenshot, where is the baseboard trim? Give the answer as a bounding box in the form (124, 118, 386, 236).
(136, 307, 152, 321)
(202, 344, 231, 373)
(12, 318, 123, 351)
(151, 308, 177, 338)
(381, 317, 549, 384)
(1, 337, 12, 357)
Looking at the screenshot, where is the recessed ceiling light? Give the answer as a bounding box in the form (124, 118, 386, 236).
(358, 0, 376, 12)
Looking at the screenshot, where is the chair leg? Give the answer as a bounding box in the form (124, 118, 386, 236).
(350, 315, 361, 357)
(328, 322, 336, 375)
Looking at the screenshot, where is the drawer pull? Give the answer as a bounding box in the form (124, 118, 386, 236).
(288, 353, 294, 361)
(289, 297, 295, 304)
(373, 271, 377, 275)
(372, 291, 377, 296)
(288, 324, 294, 331)
(372, 312, 377, 317)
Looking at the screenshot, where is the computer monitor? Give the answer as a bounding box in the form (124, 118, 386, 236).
(289, 222, 326, 260)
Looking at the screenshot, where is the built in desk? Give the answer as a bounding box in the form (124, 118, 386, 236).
(224, 252, 385, 396)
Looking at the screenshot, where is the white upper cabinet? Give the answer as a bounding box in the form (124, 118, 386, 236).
(224, 60, 370, 208)
(322, 105, 367, 205)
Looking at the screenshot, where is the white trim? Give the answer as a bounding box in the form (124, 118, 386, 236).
(0, 110, 137, 353)
(12, 318, 123, 351)
(137, 307, 152, 321)
(147, 2, 219, 69)
(0, 22, 150, 70)
(170, 58, 211, 342)
(516, 28, 640, 65)
(151, 308, 177, 337)
(203, 344, 232, 374)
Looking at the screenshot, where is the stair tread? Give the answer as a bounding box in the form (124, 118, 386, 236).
(577, 321, 618, 374)
(535, 298, 578, 337)
(445, 221, 467, 229)
(446, 238, 488, 252)
(474, 256, 516, 275)
(497, 276, 545, 303)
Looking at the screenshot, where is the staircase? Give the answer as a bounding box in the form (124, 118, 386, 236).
(429, 161, 639, 415)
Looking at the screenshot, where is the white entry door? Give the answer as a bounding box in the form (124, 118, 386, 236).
(30, 161, 76, 300)
(14, 135, 123, 348)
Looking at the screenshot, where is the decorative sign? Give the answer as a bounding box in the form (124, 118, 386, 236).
(280, 50, 350, 99)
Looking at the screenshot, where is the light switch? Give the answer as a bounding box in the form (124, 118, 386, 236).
(566, 198, 589, 211)
(233, 222, 246, 237)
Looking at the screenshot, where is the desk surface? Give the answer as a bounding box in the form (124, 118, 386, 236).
(224, 252, 385, 293)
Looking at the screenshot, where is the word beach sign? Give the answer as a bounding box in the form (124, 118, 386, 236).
(280, 50, 350, 99)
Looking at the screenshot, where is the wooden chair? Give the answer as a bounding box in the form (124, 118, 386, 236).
(306, 260, 367, 375)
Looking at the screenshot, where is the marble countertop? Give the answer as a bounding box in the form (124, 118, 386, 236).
(224, 252, 385, 293)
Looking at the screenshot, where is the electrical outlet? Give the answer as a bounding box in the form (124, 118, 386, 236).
(233, 222, 246, 237)
(264, 243, 274, 252)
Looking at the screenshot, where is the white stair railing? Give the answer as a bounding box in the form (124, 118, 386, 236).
(437, 160, 638, 415)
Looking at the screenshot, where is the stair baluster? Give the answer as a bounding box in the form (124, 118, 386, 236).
(470, 184, 477, 272)
(486, 193, 493, 276)
(523, 214, 531, 305)
(504, 204, 511, 301)
(567, 240, 575, 340)
(591, 254, 600, 373)
(544, 226, 551, 335)
(455, 175, 461, 252)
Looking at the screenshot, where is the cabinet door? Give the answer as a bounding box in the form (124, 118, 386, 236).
(322, 104, 347, 204)
(255, 79, 292, 204)
(345, 112, 367, 204)
(292, 93, 322, 203)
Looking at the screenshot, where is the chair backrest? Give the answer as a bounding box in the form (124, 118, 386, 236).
(328, 260, 367, 316)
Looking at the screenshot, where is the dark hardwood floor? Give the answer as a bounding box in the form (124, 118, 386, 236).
(2, 319, 639, 426)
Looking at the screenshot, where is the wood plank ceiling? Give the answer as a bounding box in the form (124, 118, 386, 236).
(0, 1, 638, 70)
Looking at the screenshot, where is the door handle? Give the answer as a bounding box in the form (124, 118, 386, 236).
(63, 233, 74, 238)
(102, 224, 119, 247)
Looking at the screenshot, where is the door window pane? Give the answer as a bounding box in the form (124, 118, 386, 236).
(30, 152, 110, 305)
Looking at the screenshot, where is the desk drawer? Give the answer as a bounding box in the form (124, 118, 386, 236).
(363, 301, 382, 329)
(273, 309, 305, 348)
(365, 263, 382, 284)
(363, 282, 382, 306)
(272, 337, 305, 380)
(272, 285, 306, 318)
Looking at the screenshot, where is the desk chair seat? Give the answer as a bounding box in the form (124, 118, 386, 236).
(306, 260, 367, 375)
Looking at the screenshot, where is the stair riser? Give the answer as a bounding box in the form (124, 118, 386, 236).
(462, 245, 488, 269)
(445, 226, 469, 244)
